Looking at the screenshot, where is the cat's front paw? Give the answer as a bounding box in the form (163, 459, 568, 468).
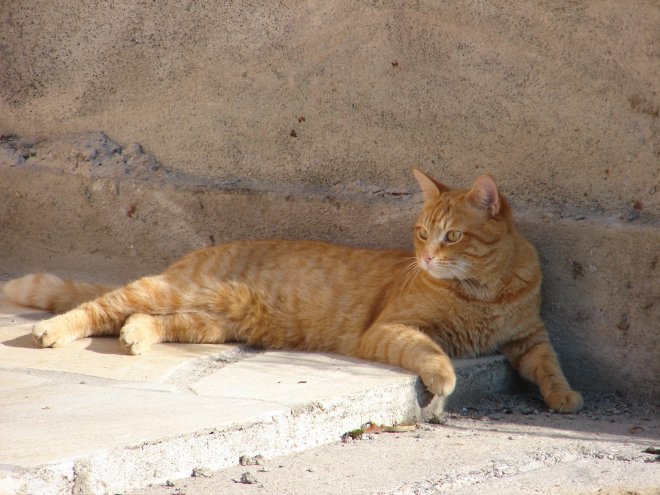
(32, 318, 77, 348)
(545, 389, 584, 413)
(419, 362, 457, 397)
(119, 314, 156, 355)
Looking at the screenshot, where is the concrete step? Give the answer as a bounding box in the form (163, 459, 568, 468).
(0, 285, 517, 495)
(1, 159, 658, 404)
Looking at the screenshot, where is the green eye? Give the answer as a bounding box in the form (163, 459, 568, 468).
(446, 230, 462, 242)
(418, 228, 429, 241)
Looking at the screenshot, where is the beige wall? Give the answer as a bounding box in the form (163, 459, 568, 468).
(1, 1, 658, 215)
(1, 1, 658, 398)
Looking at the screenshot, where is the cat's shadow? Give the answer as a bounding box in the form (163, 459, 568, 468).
(1, 332, 36, 349)
(0, 311, 50, 349)
(83, 337, 126, 355)
(1, 332, 122, 354)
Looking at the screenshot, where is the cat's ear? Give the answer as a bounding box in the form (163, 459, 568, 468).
(412, 168, 450, 204)
(468, 174, 501, 216)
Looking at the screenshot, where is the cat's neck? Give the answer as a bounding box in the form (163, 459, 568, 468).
(409, 269, 494, 302)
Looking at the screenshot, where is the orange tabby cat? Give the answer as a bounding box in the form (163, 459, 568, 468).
(4, 169, 583, 412)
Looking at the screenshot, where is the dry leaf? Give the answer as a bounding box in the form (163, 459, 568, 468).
(383, 423, 417, 433)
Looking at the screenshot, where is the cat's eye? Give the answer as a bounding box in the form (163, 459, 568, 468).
(445, 230, 462, 242)
(418, 228, 429, 241)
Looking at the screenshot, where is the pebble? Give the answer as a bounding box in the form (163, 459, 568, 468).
(122, 143, 143, 158)
(235, 472, 258, 484)
(239, 454, 266, 466)
(191, 467, 213, 478)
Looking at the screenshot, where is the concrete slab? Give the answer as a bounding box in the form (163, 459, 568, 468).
(0, 383, 289, 468)
(0, 370, 49, 391)
(190, 351, 417, 404)
(0, 283, 517, 495)
(0, 324, 238, 383)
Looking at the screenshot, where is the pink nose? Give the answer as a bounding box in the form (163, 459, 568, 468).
(423, 254, 434, 264)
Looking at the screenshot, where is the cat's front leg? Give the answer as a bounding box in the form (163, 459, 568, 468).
(357, 323, 456, 397)
(500, 323, 583, 413)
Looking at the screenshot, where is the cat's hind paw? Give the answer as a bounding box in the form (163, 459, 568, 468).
(545, 389, 584, 413)
(32, 318, 77, 348)
(119, 314, 157, 355)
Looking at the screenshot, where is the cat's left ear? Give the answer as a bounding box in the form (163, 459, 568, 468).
(412, 168, 450, 204)
(468, 174, 501, 217)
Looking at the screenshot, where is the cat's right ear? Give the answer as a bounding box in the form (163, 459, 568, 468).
(412, 168, 450, 204)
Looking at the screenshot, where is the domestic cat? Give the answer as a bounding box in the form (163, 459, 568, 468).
(3, 169, 583, 412)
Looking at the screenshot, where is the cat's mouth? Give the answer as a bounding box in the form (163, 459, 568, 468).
(419, 258, 470, 280)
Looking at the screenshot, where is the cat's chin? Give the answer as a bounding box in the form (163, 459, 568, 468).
(422, 267, 459, 280)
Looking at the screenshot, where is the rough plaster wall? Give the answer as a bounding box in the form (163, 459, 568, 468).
(0, 0, 658, 216)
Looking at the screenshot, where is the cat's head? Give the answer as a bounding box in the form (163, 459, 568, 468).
(411, 169, 515, 284)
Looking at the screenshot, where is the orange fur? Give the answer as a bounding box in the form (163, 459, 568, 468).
(4, 170, 582, 412)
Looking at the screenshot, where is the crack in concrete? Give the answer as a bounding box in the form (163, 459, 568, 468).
(163, 346, 264, 392)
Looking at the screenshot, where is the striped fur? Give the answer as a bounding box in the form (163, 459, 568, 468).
(4, 170, 583, 412)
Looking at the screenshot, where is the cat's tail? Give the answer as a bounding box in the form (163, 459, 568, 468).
(3, 273, 115, 313)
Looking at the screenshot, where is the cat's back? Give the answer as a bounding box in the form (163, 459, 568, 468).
(168, 239, 410, 299)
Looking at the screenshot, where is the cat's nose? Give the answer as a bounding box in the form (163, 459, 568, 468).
(423, 254, 434, 264)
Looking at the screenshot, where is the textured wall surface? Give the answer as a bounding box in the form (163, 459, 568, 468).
(0, 1, 658, 398)
(1, 0, 658, 214)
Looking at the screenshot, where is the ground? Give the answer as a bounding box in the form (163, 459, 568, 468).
(128, 392, 659, 495)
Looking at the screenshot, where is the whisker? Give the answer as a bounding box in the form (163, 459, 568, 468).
(439, 260, 482, 299)
(393, 256, 418, 264)
(443, 265, 474, 298)
(398, 259, 421, 297)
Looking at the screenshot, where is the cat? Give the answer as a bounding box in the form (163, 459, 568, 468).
(3, 169, 583, 412)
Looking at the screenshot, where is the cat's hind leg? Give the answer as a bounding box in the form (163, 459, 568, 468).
(32, 275, 173, 348)
(119, 312, 232, 354)
(32, 276, 267, 351)
(32, 306, 97, 348)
